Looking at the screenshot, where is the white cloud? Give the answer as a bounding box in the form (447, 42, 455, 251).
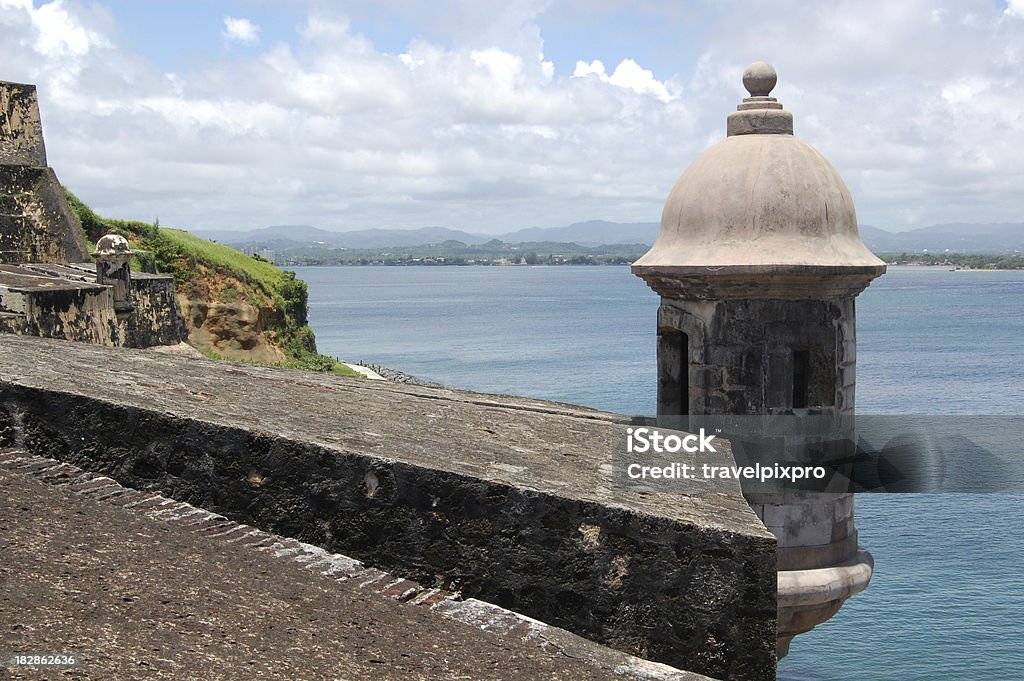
(0, 0, 32, 11)
(0, 0, 1021, 234)
(573, 58, 675, 102)
(7, 0, 109, 58)
(223, 16, 260, 44)
(1004, 0, 1024, 17)
(572, 59, 605, 77)
(471, 48, 525, 87)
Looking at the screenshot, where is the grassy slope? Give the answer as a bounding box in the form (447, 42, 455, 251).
(65, 190, 358, 377)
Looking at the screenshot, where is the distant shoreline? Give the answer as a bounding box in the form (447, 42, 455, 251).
(283, 261, 634, 267)
(885, 264, 1023, 272)
(280, 261, 1024, 271)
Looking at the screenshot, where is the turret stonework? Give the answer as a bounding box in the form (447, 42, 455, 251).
(633, 62, 883, 659)
(92, 233, 135, 314)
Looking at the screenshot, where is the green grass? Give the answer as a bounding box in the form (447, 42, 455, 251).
(157, 228, 285, 293)
(330, 362, 362, 377)
(201, 348, 362, 378)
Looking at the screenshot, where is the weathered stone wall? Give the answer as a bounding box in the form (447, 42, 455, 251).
(125, 274, 188, 347)
(0, 268, 185, 348)
(0, 81, 47, 168)
(657, 298, 861, 573)
(0, 165, 90, 264)
(0, 282, 119, 344)
(1, 451, 711, 681)
(1, 80, 90, 265)
(0, 337, 778, 681)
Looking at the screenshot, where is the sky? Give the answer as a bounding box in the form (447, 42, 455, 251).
(1, 0, 1022, 234)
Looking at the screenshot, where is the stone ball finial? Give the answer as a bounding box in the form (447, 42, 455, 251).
(742, 61, 777, 97)
(93, 233, 133, 256)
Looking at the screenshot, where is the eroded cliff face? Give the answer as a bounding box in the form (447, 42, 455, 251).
(173, 268, 286, 363)
(178, 296, 285, 363)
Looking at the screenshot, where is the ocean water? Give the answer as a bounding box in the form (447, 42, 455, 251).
(296, 265, 1024, 680)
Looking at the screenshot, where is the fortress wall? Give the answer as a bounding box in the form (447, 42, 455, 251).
(1, 80, 90, 265)
(0, 268, 185, 348)
(0, 165, 90, 264)
(0, 283, 120, 344)
(0, 336, 777, 681)
(0, 82, 47, 168)
(125, 274, 188, 347)
(1, 451, 714, 681)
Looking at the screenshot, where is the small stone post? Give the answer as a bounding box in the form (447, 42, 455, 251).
(92, 233, 134, 314)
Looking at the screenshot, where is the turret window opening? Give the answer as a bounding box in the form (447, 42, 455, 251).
(658, 330, 689, 417)
(792, 349, 810, 409)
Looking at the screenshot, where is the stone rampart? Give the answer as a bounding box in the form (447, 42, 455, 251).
(0, 265, 185, 347)
(0, 165, 90, 264)
(1, 80, 90, 265)
(0, 336, 777, 681)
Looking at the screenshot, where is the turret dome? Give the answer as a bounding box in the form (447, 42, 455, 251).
(633, 63, 884, 292)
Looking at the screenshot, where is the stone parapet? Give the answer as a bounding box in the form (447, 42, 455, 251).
(0, 336, 777, 681)
(0, 264, 185, 348)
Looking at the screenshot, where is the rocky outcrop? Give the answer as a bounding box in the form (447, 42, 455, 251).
(177, 295, 285, 363)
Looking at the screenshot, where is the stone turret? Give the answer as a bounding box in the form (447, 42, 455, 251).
(633, 62, 883, 658)
(92, 233, 134, 313)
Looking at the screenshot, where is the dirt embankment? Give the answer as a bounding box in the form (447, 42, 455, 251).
(174, 268, 285, 363)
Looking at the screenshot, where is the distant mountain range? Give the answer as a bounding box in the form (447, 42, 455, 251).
(858, 223, 1024, 253)
(194, 220, 1023, 254)
(195, 220, 659, 250)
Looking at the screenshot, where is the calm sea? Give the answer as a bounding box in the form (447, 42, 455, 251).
(295, 265, 1024, 681)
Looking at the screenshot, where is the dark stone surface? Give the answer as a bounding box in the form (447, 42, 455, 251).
(0, 467, 697, 680)
(0, 336, 777, 680)
(656, 298, 856, 418)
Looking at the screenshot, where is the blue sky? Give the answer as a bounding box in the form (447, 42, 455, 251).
(1, 0, 1022, 233)
(99, 1, 715, 81)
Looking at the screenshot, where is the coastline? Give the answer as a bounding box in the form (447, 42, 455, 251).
(351, 362, 445, 388)
(279, 261, 1024, 271)
(884, 264, 1024, 272)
